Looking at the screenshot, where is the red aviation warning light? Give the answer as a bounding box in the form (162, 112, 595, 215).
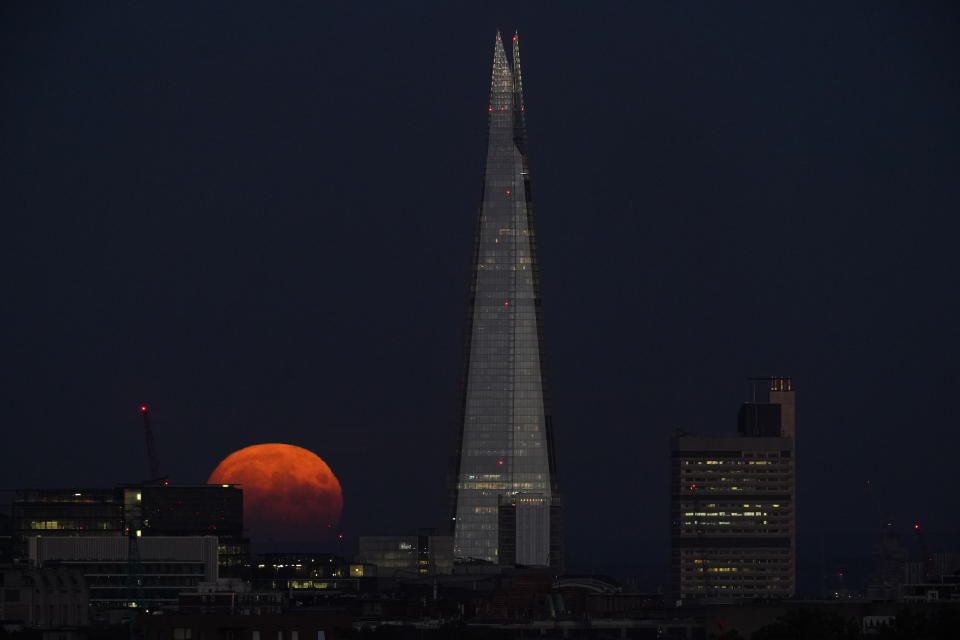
(497, 460, 504, 465)
(503, 301, 510, 306)
(140, 405, 149, 413)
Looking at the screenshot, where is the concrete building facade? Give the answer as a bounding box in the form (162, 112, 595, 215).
(29, 535, 218, 610)
(12, 485, 245, 575)
(670, 377, 797, 600)
(0, 565, 90, 629)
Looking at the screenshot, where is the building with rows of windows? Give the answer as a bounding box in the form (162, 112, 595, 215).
(451, 31, 562, 569)
(670, 378, 796, 600)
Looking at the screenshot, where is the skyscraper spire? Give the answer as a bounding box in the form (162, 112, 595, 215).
(452, 32, 561, 568)
(512, 31, 524, 111)
(489, 31, 513, 113)
(511, 31, 528, 155)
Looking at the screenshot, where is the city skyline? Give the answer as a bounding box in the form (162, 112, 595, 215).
(3, 1, 960, 589)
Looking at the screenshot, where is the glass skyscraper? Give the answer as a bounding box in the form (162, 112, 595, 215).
(451, 32, 560, 566)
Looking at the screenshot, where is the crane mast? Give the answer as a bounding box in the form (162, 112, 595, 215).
(139, 405, 162, 482)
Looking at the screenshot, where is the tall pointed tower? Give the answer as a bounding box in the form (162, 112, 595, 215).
(452, 32, 560, 567)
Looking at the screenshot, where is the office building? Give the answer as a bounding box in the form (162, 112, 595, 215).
(178, 579, 283, 615)
(0, 565, 90, 630)
(29, 535, 218, 610)
(357, 531, 454, 576)
(12, 485, 246, 575)
(249, 553, 367, 605)
(451, 31, 561, 567)
(131, 484, 246, 574)
(670, 377, 796, 600)
(12, 489, 124, 543)
(497, 494, 563, 570)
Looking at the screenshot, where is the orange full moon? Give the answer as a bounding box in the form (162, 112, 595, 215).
(208, 443, 343, 541)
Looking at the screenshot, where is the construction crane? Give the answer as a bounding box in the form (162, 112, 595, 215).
(126, 404, 166, 636)
(139, 405, 164, 483)
(125, 499, 146, 640)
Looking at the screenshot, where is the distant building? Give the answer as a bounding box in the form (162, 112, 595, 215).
(12, 484, 246, 575)
(357, 532, 453, 576)
(249, 552, 365, 598)
(928, 552, 960, 579)
(13, 489, 124, 543)
(131, 484, 246, 575)
(0, 513, 13, 563)
(29, 535, 218, 610)
(498, 494, 563, 570)
(140, 613, 350, 640)
(0, 564, 90, 630)
(868, 521, 960, 601)
(900, 573, 960, 602)
(670, 377, 797, 601)
(866, 524, 907, 600)
(178, 579, 282, 616)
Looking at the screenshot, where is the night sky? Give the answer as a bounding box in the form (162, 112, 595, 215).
(3, 2, 959, 590)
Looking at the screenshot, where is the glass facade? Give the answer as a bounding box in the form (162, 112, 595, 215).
(12, 486, 247, 575)
(13, 489, 124, 542)
(452, 32, 558, 565)
(357, 534, 454, 576)
(133, 485, 246, 576)
(28, 535, 219, 609)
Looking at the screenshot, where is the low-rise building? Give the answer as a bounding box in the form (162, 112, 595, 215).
(357, 532, 453, 576)
(179, 579, 282, 615)
(29, 535, 218, 610)
(13, 485, 247, 576)
(141, 613, 351, 640)
(0, 564, 89, 630)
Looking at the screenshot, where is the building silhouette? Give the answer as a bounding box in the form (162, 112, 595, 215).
(497, 493, 563, 568)
(29, 535, 218, 610)
(12, 484, 245, 575)
(0, 565, 90, 630)
(357, 531, 453, 576)
(451, 32, 560, 568)
(670, 377, 797, 600)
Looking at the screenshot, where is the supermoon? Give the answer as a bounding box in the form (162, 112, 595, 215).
(208, 443, 343, 541)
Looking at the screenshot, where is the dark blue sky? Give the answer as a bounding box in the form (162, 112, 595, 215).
(2, 1, 959, 590)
